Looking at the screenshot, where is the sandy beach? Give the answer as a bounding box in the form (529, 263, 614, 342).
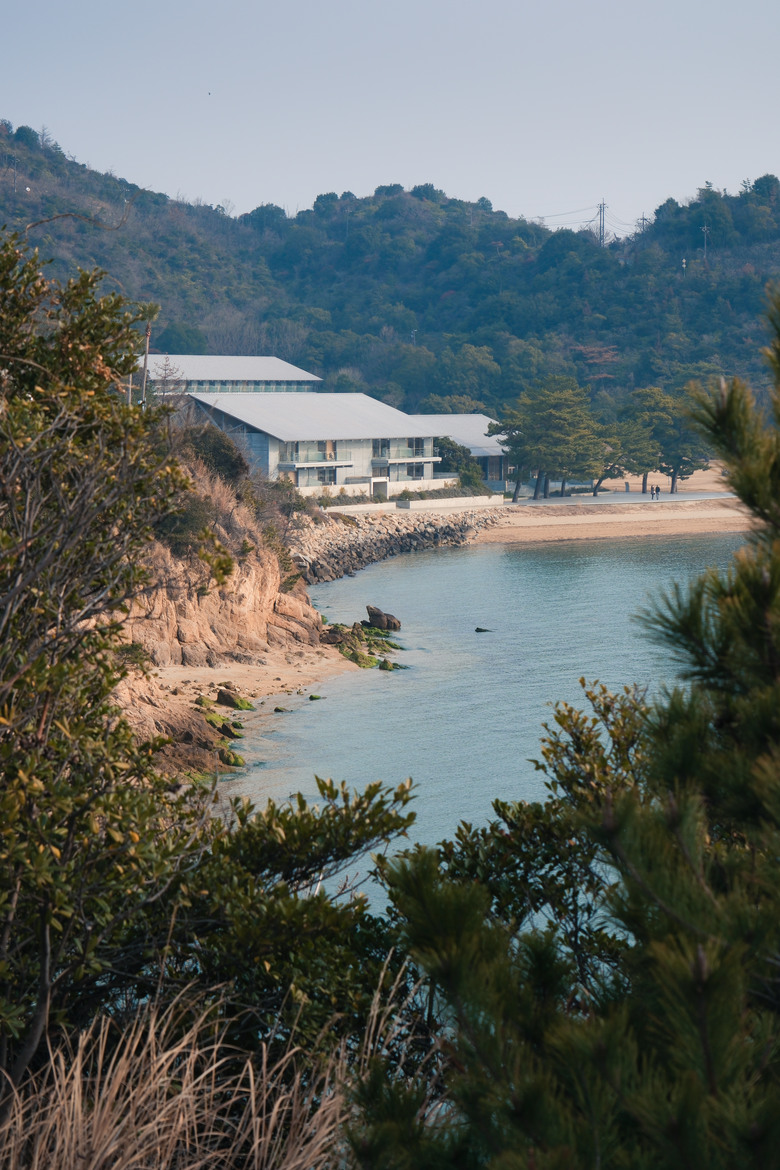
(474, 466, 751, 546)
(473, 497, 751, 545)
(149, 644, 358, 704)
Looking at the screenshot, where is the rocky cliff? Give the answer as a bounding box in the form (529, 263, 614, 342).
(114, 462, 327, 773)
(124, 541, 321, 669)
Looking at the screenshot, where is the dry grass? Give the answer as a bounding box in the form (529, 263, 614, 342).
(0, 963, 446, 1170)
(0, 1002, 345, 1170)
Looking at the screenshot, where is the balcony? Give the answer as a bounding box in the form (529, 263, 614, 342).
(278, 449, 353, 468)
(371, 451, 440, 465)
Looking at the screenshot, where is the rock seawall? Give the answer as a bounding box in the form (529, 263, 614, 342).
(288, 507, 506, 583)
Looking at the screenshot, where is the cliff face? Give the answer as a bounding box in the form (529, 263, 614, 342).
(112, 461, 329, 773)
(124, 541, 321, 669)
(115, 542, 325, 775)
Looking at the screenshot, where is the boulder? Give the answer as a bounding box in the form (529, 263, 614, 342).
(366, 605, 401, 631)
(216, 688, 254, 710)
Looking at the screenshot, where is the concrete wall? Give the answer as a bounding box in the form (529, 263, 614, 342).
(297, 476, 457, 500)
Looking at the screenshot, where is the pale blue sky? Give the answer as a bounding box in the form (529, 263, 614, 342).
(4, 0, 779, 235)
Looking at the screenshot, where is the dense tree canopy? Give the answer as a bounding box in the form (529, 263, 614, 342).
(1, 118, 779, 422)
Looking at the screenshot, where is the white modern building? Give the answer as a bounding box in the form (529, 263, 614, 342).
(188, 392, 443, 497)
(408, 413, 510, 490)
(142, 355, 321, 393)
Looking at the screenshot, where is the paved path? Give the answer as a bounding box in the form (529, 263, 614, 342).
(513, 489, 734, 507)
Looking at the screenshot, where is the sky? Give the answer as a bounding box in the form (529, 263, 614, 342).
(4, 0, 780, 237)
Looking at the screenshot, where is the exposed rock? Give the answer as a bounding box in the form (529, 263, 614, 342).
(216, 689, 254, 710)
(366, 605, 401, 631)
(287, 507, 507, 584)
(123, 543, 321, 669)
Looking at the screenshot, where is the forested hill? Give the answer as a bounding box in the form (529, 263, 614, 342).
(2, 119, 780, 417)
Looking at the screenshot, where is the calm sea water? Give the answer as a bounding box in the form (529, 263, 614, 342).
(222, 533, 744, 848)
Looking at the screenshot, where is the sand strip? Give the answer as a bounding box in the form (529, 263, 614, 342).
(473, 499, 751, 545)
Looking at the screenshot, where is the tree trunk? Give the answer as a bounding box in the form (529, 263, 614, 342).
(670, 469, 678, 493)
(512, 472, 522, 503)
(560, 477, 567, 498)
(642, 471, 649, 494)
(543, 475, 550, 499)
(533, 470, 544, 500)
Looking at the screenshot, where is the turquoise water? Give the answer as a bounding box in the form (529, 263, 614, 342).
(223, 533, 744, 847)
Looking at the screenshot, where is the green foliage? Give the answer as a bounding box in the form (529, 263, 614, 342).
(155, 321, 208, 353)
(0, 231, 421, 1105)
(433, 435, 485, 491)
(417, 393, 491, 414)
(491, 377, 604, 498)
(4, 129, 780, 416)
(180, 423, 249, 483)
(154, 491, 215, 553)
(633, 384, 711, 490)
(354, 297, 780, 1167)
(0, 232, 202, 1090)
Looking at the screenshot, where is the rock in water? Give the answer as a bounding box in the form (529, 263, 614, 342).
(366, 605, 401, 631)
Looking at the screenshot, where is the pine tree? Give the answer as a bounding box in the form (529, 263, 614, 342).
(353, 298, 780, 1169)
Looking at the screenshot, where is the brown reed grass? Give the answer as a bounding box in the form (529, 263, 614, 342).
(0, 1001, 345, 1170)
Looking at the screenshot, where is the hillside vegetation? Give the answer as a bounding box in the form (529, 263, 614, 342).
(2, 120, 780, 420)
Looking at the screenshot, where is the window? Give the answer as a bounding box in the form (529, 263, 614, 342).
(407, 463, 424, 480)
(317, 467, 336, 485)
(409, 438, 425, 457)
(373, 439, 390, 458)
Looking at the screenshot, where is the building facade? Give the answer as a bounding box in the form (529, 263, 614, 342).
(143, 355, 321, 394)
(407, 413, 510, 490)
(189, 392, 445, 497)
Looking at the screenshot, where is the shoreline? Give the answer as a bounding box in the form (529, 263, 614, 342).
(129, 490, 750, 775)
(118, 643, 360, 775)
(472, 497, 751, 545)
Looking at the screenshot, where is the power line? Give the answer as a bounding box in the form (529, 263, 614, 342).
(531, 204, 599, 219)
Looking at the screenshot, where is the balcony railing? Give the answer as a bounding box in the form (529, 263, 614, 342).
(279, 450, 353, 466)
(373, 446, 426, 461)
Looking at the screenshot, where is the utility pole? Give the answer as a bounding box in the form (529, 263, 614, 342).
(140, 321, 151, 409)
(639, 213, 648, 234)
(701, 223, 710, 261)
(598, 200, 607, 247)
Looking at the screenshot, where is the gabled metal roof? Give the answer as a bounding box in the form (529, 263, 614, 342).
(190, 393, 438, 442)
(407, 414, 503, 458)
(141, 355, 321, 382)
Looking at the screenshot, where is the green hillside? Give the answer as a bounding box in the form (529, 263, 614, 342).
(3, 120, 780, 417)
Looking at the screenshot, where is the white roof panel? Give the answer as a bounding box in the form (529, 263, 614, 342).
(141, 355, 321, 382)
(408, 414, 503, 458)
(190, 393, 438, 442)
